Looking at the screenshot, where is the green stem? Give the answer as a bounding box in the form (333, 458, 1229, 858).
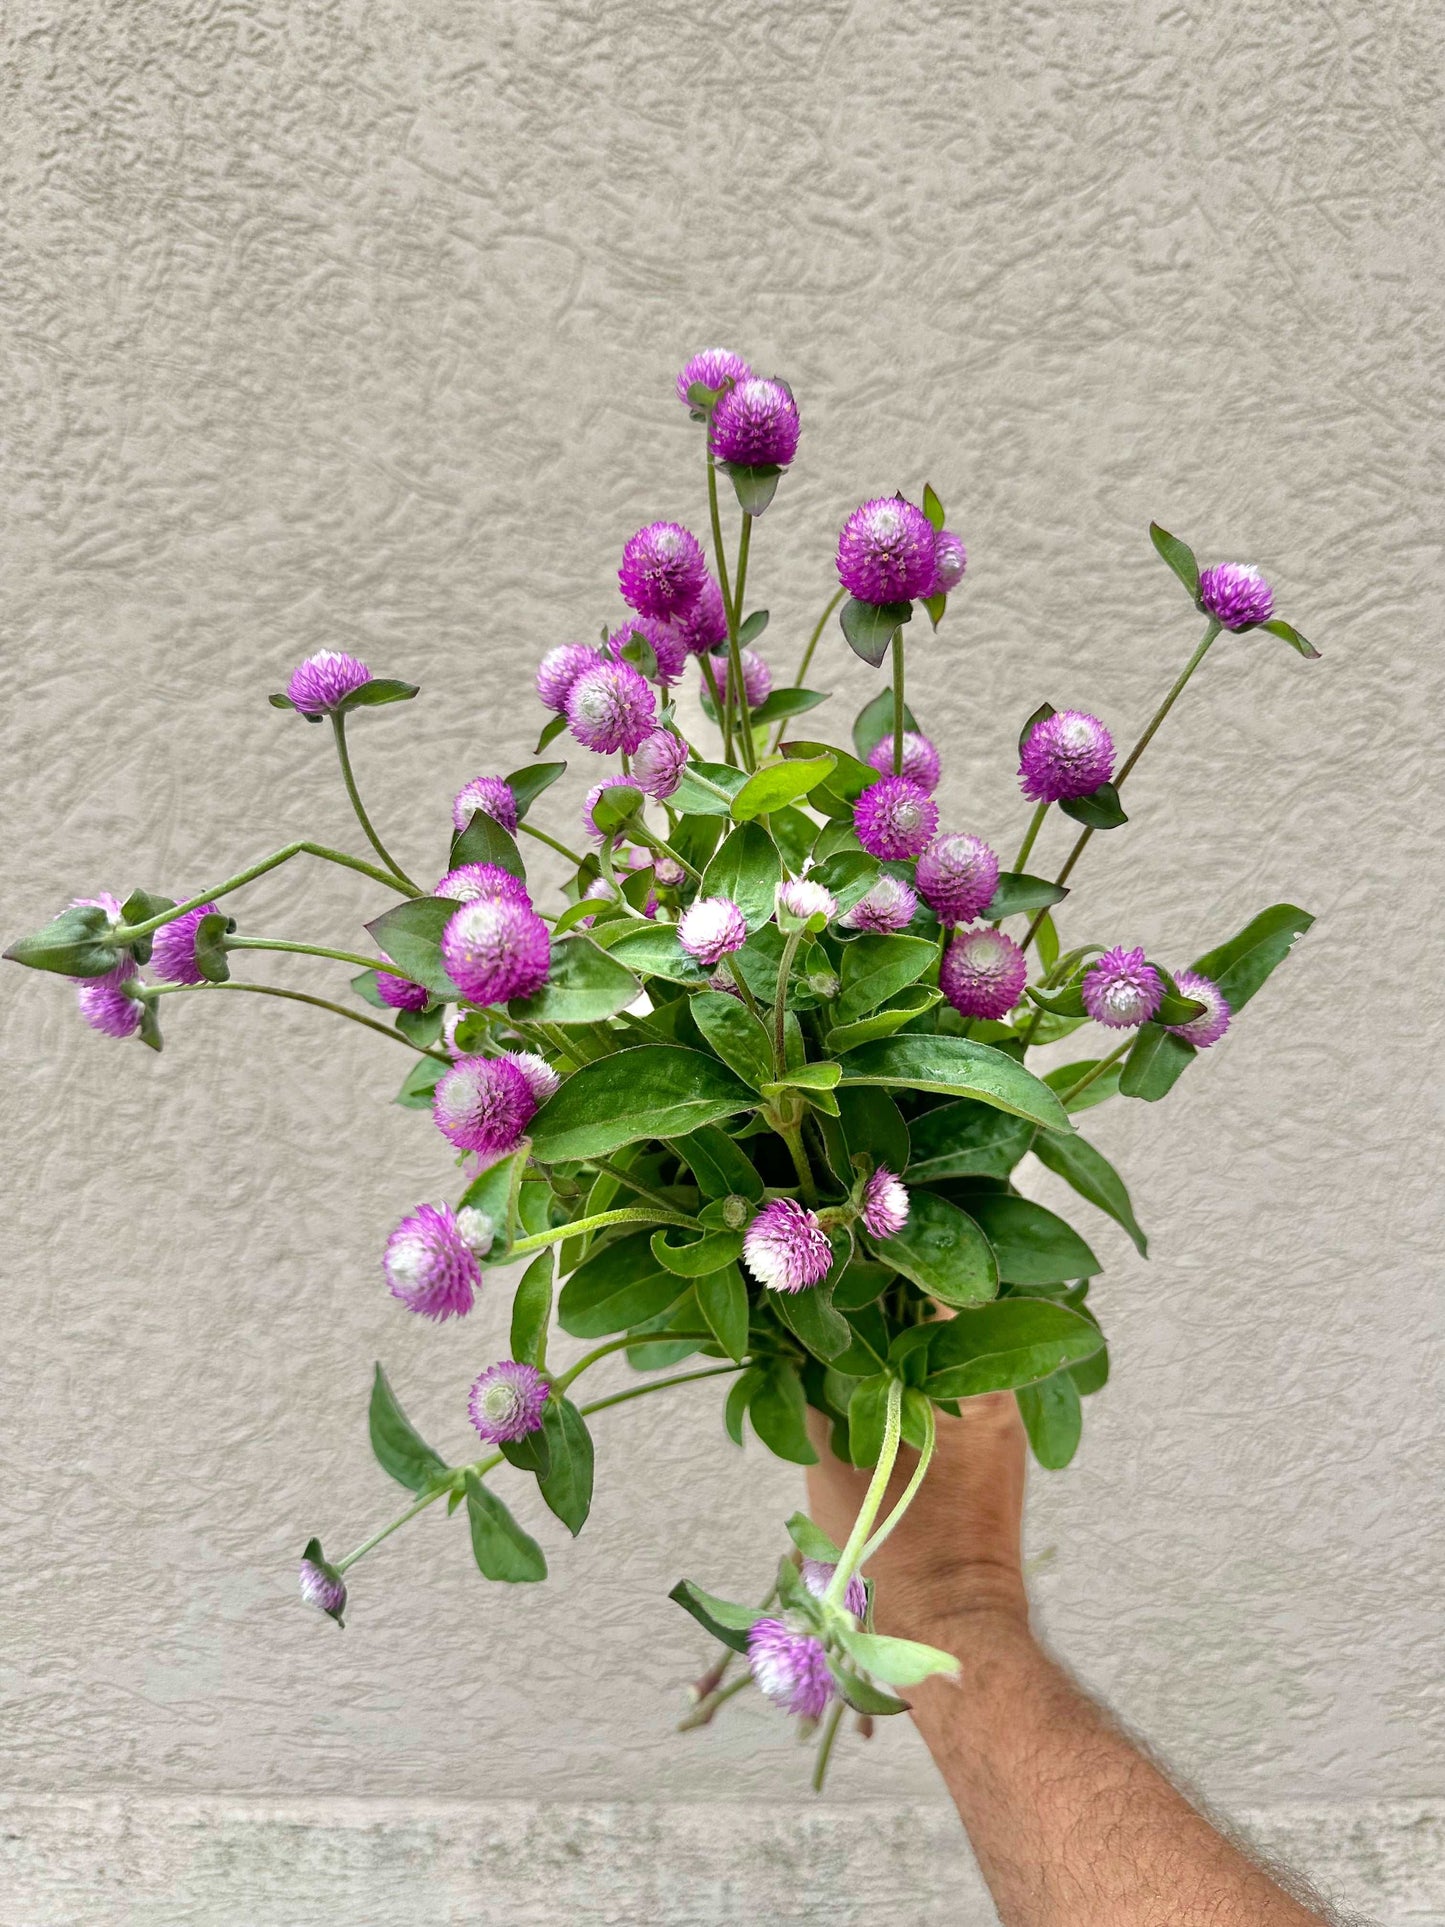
(519, 821, 588, 869)
(811, 1698, 847, 1792)
(113, 841, 410, 944)
(772, 930, 803, 1076)
(1057, 1039, 1130, 1105)
(773, 587, 845, 752)
(552, 1330, 715, 1395)
(628, 820, 703, 884)
(706, 455, 740, 765)
(724, 954, 764, 1024)
(729, 513, 757, 772)
(700, 651, 733, 766)
(858, 1400, 935, 1566)
(226, 936, 412, 978)
(678, 1669, 753, 1732)
(506, 1204, 699, 1260)
(890, 631, 907, 776)
(578, 1362, 742, 1418)
(144, 980, 449, 1056)
(330, 713, 420, 893)
(589, 1157, 690, 1217)
(825, 1378, 904, 1608)
(780, 1124, 818, 1206)
(1009, 801, 1049, 878)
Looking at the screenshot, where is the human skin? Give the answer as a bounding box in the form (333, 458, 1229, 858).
(805, 1396, 1334, 1927)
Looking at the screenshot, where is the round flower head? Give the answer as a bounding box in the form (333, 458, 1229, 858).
(677, 896, 748, 968)
(860, 1166, 910, 1239)
(500, 1049, 561, 1106)
(433, 863, 531, 907)
(709, 377, 801, 468)
(451, 775, 518, 836)
(566, 659, 657, 756)
(606, 615, 688, 688)
(653, 855, 686, 888)
(1082, 946, 1164, 1029)
(835, 496, 938, 604)
(1198, 562, 1273, 630)
(432, 1053, 538, 1157)
(916, 832, 1000, 925)
(676, 347, 751, 408)
(536, 641, 602, 713)
(802, 1559, 868, 1619)
(940, 925, 1029, 1020)
(776, 878, 836, 925)
(705, 645, 772, 713)
(75, 971, 146, 1039)
(440, 897, 550, 1006)
(583, 775, 639, 840)
(670, 573, 728, 656)
(854, 777, 939, 861)
(1019, 709, 1116, 804)
(844, 874, 919, 934)
(631, 728, 689, 801)
(285, 650, 372, 716)
(1167, 969, 1232, 1049)
(866, 731, 941, 793)
(298, 1556, 346, 1624)
(747, 1618, 834, 1720)
(454, 1205, 496, 1258)
(468, 1359, 550, 1445)
(383, 1201, 482, 1320)
(149, 901, 222, 986)
(928, 528, 968, 595)
(743, 1198, 833, 1294)
(374, 958, 430, 1013)
(618, 521, 708, 621)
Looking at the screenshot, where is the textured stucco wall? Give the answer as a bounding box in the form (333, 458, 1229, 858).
(2, 0, 1442, 1919)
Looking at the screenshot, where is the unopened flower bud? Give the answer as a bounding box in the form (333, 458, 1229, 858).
(298, 1540, 347, 1625)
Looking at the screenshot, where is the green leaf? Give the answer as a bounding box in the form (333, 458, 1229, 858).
(835, 933, 937, 1026)
(1045, 1057, 1122, 1113)
(500, 1423, 551, 1479)
(115, 890, 176, 965)
(364, 898, 460, 997)
(1033, 1131, 1147, 1256)
(602, 924, 712, 986)
(852, 688, 919, 760)
(925, 1300, 1104, 1399)
(723, 1366, 761, 1445)
(922, 591, 947, 629)
(625, 1293, 704, 1370)
(588, 783, 642, 836)
(650, 1227, 745, 1277)
(830, 1254, 896, 1312)
(3, 904, 121, 979)
(982, 872, 1069, 921)
(1035, 909, 1060, 976)
(737, 609, 770, 647)
(335, 676, 419, 713)
(1149, 521, 1200, 598)
(350, 968, 388, 1009)
(872, 1190, 998, 1306)
(369, 1364, 448, 1493)
(531, 1046, 754, 1162)
(770, 1283, 853, 1362)
(840, 596, 912, 668)
(393, 1056, 445, 1108)
(1118, 1023, 1196, 1101)
(749, 686, 828, 727)
(839, 1037, 1073, 1133)
(537, 1397, 594, 1535)
(671, 760, 749, 818)
(458, 1142, 530, 1252)
(809, 851, 881, 916)
(1191, 903, 1314, 1014)
(509, 935, 640, 1025)
(1026, 981, 1088, 1018)
(786, 1511, 844, 1563)
(670, 1125, 766, 1202)
(963, 1193, 1101, 1285)
(922, 482, 946, 531)
(449, 809, 526, 880)
(1017, 701, 1056, 758)
(1016, 1371, 1083, 1469)
(696, 1262, 749, 1361)
(1070, 1335, 1111, 1398)
(465, 1473, 547, 1583)
(847, 1372, 892, 1467)
(702, 821, 783, 929)
(748, 1360, 818, 1464)
(557, 1230, 689, 1338)
(1261, 617, 1320, 660)
(731, 755, 836, 822)
(1058, 781, 1128, 830)
(724, 461, 783, 515)
(503, 762, 567, 820)
(784, 739, 876, 808)
(839, 1629, 959, 1687)
(510, 1254, 554, 1365)
(824, 987, 940, 1054)
(828, 1657, 911, 1716)
(836, 1086, 912, 1178)
(907, 1099, 1034, 1182)
(188, 911, 232, 983)
(535, 712, 568, 754)
(668, 1579, 765, 1654)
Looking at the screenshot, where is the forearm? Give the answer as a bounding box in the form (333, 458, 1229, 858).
(907, 1606, 1329, 1927)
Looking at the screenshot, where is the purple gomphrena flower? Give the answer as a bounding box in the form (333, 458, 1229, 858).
(576, 877, 615, 929)
(860, 1167, 910, 1239)
(149, 902, 221, 986)
(709, 377, 801, 468)
(747, 1618, 835, 1719)
(743, 1198, 833, 1294)
(440, 899, 550, 1006)
(676, 896, 748, 969)
(468, 1359, 550, 1445)
(433, 863, 531, 907)
(618, 522, 708, 622)
(500, 1049, 561, 1106)
(835, 497, 938, 605)
(802, 1559, 868, 1620)
(583, 776, 638, 840)
(433, 1054, 538, 1157)
(866, 731, 941, 792)
(1167, 969, 1232, 1049)
(705, 645, 772, 713)
(298, 1556, 346, 1625)
(844, 874, 919, 934)
(1082, 946, 1164, 1029)
(654, 856, 685, 888)
(776, 878, 837, 925)
(374, 958, 431, 1013)
(676, 347, 751, 408)
(452, 775, 519, 836)
(607, 616, 688, 688)
(566, 659, 657, 756)
(631, 729, 690, 801)
(75, 971, 146, 1039)
(854, 777, 939, 861)
(940, 926, 1029, 1020)
(536, 642, 602, 713)
(285, 650, 372, 716)
(383, 1201, 483, 1320)
(670, 574, 728, 656)
(928, 529, 968, 596)
(1198, 562, 1273, 630)
(1019, 710, 1116, 804)
(916, 833, 1000, 926)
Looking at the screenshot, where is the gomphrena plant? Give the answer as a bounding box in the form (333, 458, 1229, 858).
(6, 350, 1320, 1789)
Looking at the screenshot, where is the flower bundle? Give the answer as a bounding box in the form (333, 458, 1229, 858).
(6, 350, 1321, 1788)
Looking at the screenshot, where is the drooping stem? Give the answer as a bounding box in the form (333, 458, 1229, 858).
(772, 930, 804, 1076)
(1056, 1039, 1131, 1106)
(774, 586, 845, 751)
(858, 1399, 935, 1566)
(337, 1480, 471, 1572)
(226, 937, 413, 978)
(811, 1698, 847, 1792)
(891, 631, 907, 776)
(144, 979, 449, 1056)
(824, 1377, 904, 1608)
(113, 841, 411, 945)
(1009, 801, 1049, 878)
(506, 1203, 700, 1259)
(330, 713, 420, 894)
(519, 820, 588, 869)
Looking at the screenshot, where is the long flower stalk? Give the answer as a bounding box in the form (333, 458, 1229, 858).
(330, 712, 420, 894)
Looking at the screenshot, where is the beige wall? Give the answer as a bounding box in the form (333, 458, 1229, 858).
(2, 0, 1441, 1918)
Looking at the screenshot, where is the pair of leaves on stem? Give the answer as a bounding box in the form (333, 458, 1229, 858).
(1149, 523, 1319, 658)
